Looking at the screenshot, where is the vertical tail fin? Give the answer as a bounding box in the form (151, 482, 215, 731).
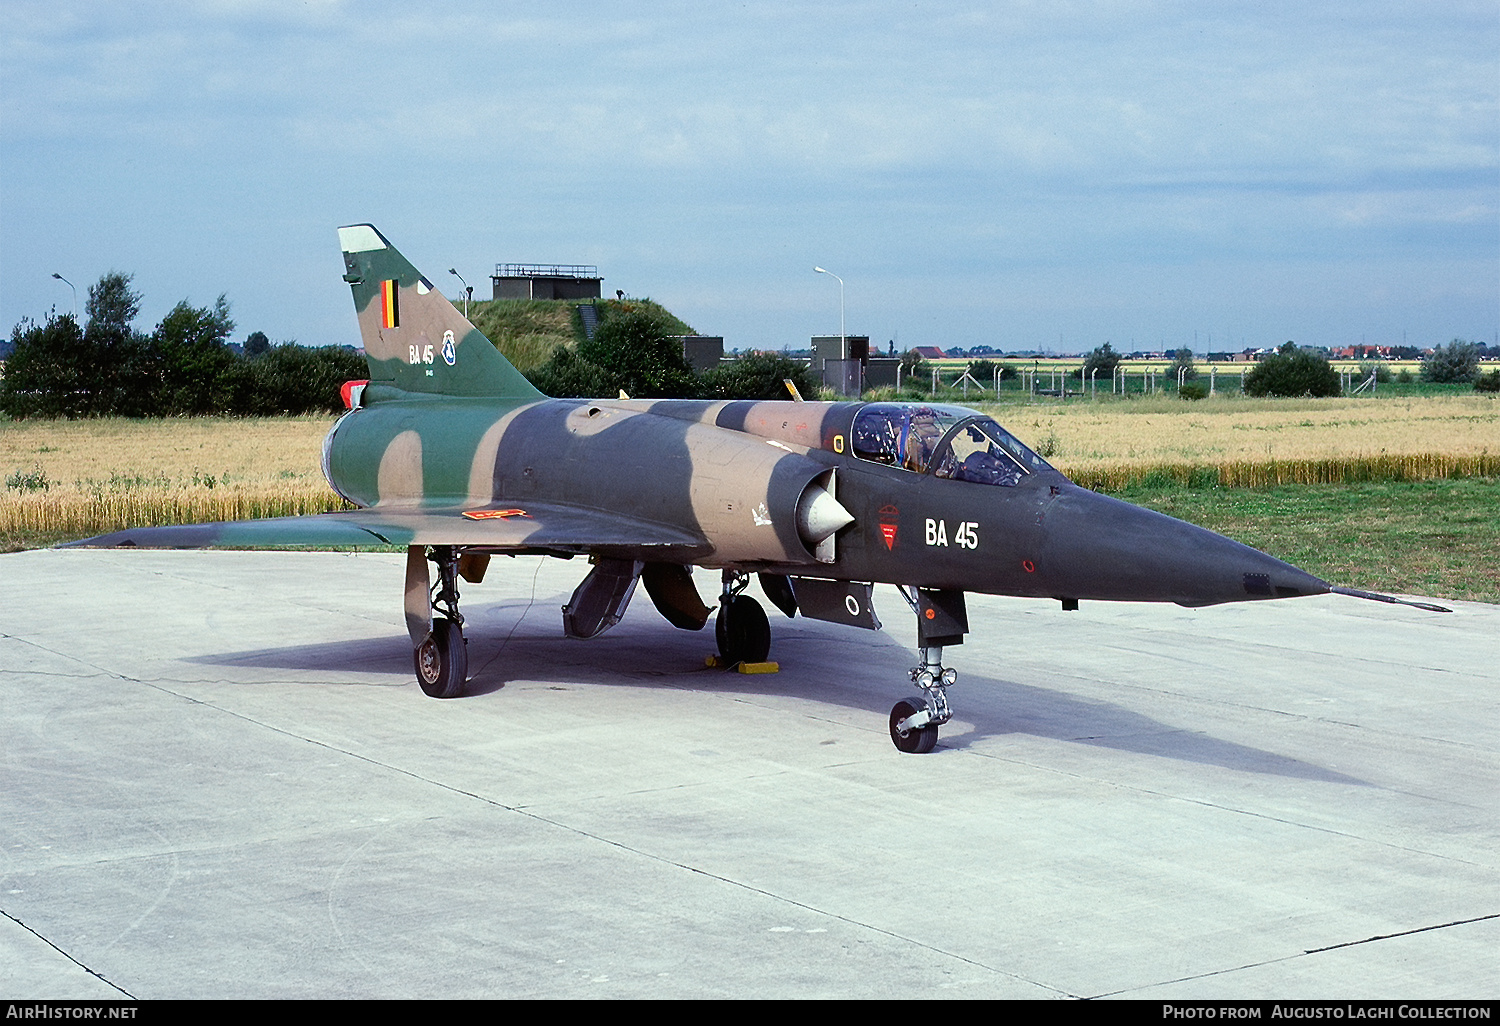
(338, 224, 543, 399)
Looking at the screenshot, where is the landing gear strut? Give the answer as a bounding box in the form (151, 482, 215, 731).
(411, 545, 467, 698)
(715, 570, 771, 666)
(889, 589, 968, 753)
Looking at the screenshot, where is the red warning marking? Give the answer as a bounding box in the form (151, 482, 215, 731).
(879, 523, 898, 550)
(1022, 560, 1035, 573)
(463, 508, 531, 520)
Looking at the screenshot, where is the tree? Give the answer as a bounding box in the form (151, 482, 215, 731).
(966, 358, 1009, 388)
(1243, 342, 1341, 398)
(701, 351, 818, 401)
(575, 306, 699, 398)
(1082, 343, 1121, 381)
(899, 349, 930, 391)
(150, 296, 239, 415)
(1170, 347, 1197, 382)
(0, 313, 88, 417)
(243, 331, 271, 358)
(86, 271, 142, 336)
(1420, 339, 1480, 383)
(238, 344, 367, 414)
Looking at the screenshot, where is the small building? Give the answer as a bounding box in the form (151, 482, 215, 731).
(491, 263, 602, 301)
(812, 335, 871, 397)
(672, 336, 724, 374)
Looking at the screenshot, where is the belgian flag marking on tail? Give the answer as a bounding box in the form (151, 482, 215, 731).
(381, 280, 400, 328)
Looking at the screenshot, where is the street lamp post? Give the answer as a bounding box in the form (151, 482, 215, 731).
(812, 267, 844, 350)
(51, 273, 77, 319)
(448, 268, 472, 318)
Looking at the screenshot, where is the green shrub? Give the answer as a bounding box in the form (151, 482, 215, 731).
(5, 465, 49, 492)
(1243, 343, 1341, 397)
(237, 344, 368, 415)
(700, 352, 818, 401)
(1476, 368, 1500, 393)
(1179, 382, 1208, 400)
(1083, 343, 1121, 380)
(1421, 340, 1480, 383)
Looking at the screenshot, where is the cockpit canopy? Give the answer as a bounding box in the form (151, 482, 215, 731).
(850, 403, 1053, 487)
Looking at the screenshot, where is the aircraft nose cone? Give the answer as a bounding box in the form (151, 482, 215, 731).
(1035, 484, 1329, 607)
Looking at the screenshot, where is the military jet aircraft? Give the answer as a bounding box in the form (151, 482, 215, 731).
(72, 225, 1448, 753)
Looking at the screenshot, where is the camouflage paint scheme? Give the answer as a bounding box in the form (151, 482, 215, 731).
(76, 224, 1329, 614)
(70, 224, 1356, 745)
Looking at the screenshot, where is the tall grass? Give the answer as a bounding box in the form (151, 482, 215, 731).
(467, 299, 579, 371)
(1067, 452, 1500, 492)
(2, 487, 349, 538)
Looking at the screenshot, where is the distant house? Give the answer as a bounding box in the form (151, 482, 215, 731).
(909, 346, 947, 361)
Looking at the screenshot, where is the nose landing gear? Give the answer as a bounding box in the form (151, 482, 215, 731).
(889, 589, 968, 753)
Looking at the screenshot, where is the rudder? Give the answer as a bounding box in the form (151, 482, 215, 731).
(338, 224, 543, 399)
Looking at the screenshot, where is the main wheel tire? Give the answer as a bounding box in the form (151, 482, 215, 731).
(414, 617, 467, 698)
(715, 595, 771, 665)
(889, 698, 938, 754)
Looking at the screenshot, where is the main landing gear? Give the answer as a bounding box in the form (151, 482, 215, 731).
(715, 570, 771, 666)
(408, 545, 468, 699)
(888, 589, 969, 754)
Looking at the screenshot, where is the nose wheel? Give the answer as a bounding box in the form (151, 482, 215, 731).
(888, 589, 968, 753)
(889, 698, 938, 754)
(889, 648, 955, 753)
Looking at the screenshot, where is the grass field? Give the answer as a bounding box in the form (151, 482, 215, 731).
(2, 394, 1494, 601)
(1120, 477, 1498, 604)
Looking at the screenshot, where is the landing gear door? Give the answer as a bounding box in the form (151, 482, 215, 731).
(787, 577, 881, 631)
(563, 558, 645, 639)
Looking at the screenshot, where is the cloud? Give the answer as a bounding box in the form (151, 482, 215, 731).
(1, 0, 1494, 350)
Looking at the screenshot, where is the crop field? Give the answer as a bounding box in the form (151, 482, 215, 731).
(0, 416, 347, 546)
(2, 393, 1495, 601)
(986, 394, 1499, 487)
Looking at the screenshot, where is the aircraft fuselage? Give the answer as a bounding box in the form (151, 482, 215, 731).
(324, 392, 1329, 609)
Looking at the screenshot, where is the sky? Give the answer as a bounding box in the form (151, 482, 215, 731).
(2, 0, 1496, 356)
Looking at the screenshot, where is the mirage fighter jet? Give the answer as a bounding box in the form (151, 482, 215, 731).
(72, 225, 1447, 752)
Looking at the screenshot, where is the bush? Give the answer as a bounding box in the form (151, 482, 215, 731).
(237, 344, 368, 414)
(1083, 343, 1121, 380)
(700, 352, 818, 401)
(525, 345, 617, 399)
(1243, 343, 1341, 397)
(0, 313, 89, 417)
(576, 306, 700, 398)
(899, 349, 929, 383)
(1179, 382, 1208, 401)
(1171, 347, 1198, 382)
(1476, 369, 1500, 393)
(1421, 340, 1480, 383)
(5, 465, 49, 492)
